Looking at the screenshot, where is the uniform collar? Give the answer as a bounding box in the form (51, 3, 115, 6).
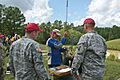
(87, 30, 96, 33)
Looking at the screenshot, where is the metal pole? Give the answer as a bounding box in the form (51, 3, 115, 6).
(66, 0, 68, 23)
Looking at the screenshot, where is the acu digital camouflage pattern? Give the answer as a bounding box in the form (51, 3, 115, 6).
(9, 37, 50, 80)
(72, 31, 107, 80)
(0, 43, 4, 80)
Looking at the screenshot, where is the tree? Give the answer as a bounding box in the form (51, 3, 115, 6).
(0, 4, 5, 33)
(52, 20, 63, 30)
(0, 4, 25, 35)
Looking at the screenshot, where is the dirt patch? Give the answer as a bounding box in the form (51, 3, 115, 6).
(106, 50, 120, 59)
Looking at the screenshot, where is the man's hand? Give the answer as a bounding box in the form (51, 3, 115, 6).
(71, 68, 80, 80)
(64, 31, 68, 37)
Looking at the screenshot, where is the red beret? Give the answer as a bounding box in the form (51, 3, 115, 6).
(84, 18, 95, 25)
(25, 23, 43, 33)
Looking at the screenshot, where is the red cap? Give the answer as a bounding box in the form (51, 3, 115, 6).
(25, 23, 43, 33)
(84, 18, 95, 25)
(0, 34, 4, 38)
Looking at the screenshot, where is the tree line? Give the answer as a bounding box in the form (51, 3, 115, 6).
(0, 4, 120, 45)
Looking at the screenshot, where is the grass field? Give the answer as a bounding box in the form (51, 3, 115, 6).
(104, 60, 120, 80)
(107, 39, 120, 51)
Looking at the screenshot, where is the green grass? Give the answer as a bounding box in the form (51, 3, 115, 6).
(107, 39, 120, 51)
(104, 60, 120, 80)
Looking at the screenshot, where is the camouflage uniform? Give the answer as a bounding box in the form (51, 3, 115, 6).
(72, 31, 107, 80)
(0, 43, 4, 80)
(9, 37, 50, 80)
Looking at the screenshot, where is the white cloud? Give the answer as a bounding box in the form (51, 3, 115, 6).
(74, 0, 120, 27)
(0, 0, 53, 23)
(73, 20, 80, 26)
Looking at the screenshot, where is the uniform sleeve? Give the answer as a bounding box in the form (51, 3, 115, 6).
(72, 36, 88, 71)
(9, 46, 15, 76)
(0, 46, 4, 79)
(0, 46, 4, 61)
(60, 37, 67, 45)
(0, 44, 5, 58)
(48, 37, 66, 48)
(31, 44, 50, 80)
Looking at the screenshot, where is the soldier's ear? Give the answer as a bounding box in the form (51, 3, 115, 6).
(30, 32, 33, 36)
(83, 25, 87, 31)
(31, 31, 36, 36)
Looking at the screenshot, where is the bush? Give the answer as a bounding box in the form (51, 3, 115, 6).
(107, 54, 116, 61)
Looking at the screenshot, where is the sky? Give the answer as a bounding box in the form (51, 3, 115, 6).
(0, 0, 120, 27)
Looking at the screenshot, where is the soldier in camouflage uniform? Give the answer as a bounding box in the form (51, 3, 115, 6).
(71, 18, 107, 80)
(9, 23, 51, 80)
(0, 34, 4, 80)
